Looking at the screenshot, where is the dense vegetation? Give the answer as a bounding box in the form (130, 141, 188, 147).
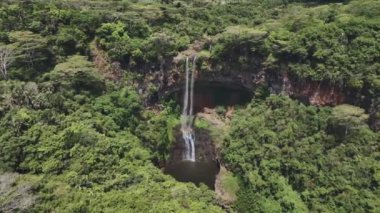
(0, 0, 379, 212)
(224, 95, 379, 212)
(0, 58, 221, 211)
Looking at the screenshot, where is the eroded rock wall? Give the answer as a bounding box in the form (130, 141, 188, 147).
(139, 41, 373, 113)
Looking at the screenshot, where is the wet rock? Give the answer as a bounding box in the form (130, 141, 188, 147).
(168, 125, 217, 163)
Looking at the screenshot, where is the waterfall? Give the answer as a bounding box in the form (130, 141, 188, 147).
(181, 56, 196, 162)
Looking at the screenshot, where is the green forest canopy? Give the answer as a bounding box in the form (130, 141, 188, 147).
(0, 0, 379, 212)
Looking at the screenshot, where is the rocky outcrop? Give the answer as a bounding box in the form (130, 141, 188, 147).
(215, 166, 237, 208)
(0, 173, 37, 213)
(91, 42, 123, 82)
(160, 64, 348, 108)
(268, 72, 346, 106)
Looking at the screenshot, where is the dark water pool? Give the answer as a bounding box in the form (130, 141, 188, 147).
(164, 160, 219, 189)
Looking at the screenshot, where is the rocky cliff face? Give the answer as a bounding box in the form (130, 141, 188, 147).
(139, 41, 373, 112)
(268, 72, 346, 106)
(156, 61, 349, 109)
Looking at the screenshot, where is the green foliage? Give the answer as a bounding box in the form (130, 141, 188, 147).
(43, 55, 105, 95)
(212, 26, 268, 62)
(55, 27, 88, 56)
(223, 95, 380, 212)
(0, 0, 379, 211)
(1, 0, 378, 93)
(328, 104, 369, 139)
(93, 87, 142, 130)
(7, 31, 53, 80)
(96, 21, 188, 67)
(33, 177, 222, 213)
(135, 102, 180, 162)
(0, 84, 222, 211)
(347, 0, 380, 18)
(220, 171, 239, 200)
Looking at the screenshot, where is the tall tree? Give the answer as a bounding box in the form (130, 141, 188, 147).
(0, 45, 13, 80)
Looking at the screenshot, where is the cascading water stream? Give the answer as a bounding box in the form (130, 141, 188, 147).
(181, 56, 196, 161)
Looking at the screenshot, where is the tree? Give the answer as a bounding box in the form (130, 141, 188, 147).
(0, 45, 13, 80)
(0, 31, 54, 80)
(43, 55, 105, 95)
(329, 104, 369, 139)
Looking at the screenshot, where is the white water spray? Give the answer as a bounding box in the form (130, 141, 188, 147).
(181, 56, 196, 161)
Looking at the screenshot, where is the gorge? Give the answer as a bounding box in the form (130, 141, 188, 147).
(0, 0, 379, 212)
(165, 56, 223, 189)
